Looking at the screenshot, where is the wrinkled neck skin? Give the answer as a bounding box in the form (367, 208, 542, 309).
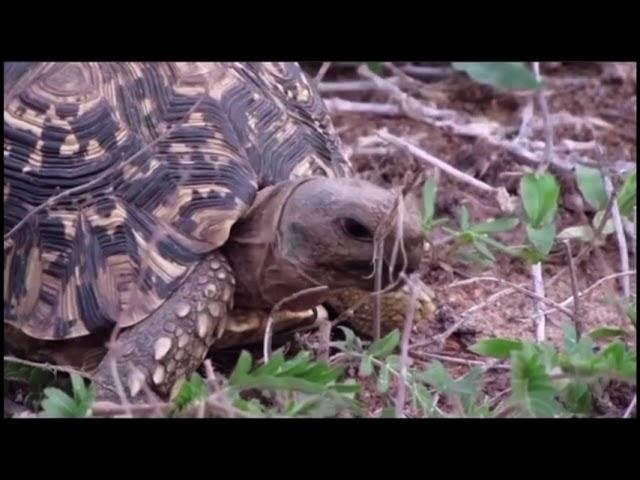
(221, 178, 331, 312)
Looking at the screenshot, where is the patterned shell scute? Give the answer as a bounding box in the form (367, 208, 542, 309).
(4, 62, 347, 341)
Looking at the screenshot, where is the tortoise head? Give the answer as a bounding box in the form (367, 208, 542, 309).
(223, 177, 425, 311)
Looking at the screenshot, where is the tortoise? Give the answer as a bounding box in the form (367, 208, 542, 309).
(4, 62, 435, 403)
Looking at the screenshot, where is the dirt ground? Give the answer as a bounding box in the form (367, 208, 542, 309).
(302, 61, 637, 416)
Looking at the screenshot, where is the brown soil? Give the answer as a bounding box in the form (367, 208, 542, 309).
(309, 61, 637, 417)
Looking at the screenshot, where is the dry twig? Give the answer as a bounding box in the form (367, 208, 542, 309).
(623, 395, 637, 418)
(604, 175, 631, 299)
(449, 276, 576, 320)
(395, 273, 421, 418)
(263, 286, 329, 362)
(564, 240, 584, 337)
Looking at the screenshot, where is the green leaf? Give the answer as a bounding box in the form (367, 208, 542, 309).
(618, 171, 636, 217)
(302, 363, 343, 385)
(414, 384, 434, 417)
(526, 223, 556, 255)
(471, 217, 519, 234)
(469, 337, 524, 359)
(379, 407, 397, 418)
(520, 173, 560, 227)
(367, 62, 384, 75)
(422, 176, 438, 227)
(253, 350, 285, 377)
(417, 361, 454, 393)
(459, 205, 470, 231)
(451, 62, 541, 91)
(587, 326, 631, 341)
(562, 381, 593, 415)
(332, 380, 361, 395)
(40, 388, 80, 418)
(172, 374, 208, 412)
(377, 365, 391, 393)
(510, 345, 561, 417)
(453, 367, 484, 412)
(232, 374, 326, 394)
(229, 350, 253, 385)
(336, 326, 357, 351)
(359, 355, 374, 377)
(367, 329, 400, 358)
(385, 354, 410, 371)
(277, 352, 314, 378)
(472, 236, 495, 261)
(562, 322, 578, 351)
(576, 164, 608, 211)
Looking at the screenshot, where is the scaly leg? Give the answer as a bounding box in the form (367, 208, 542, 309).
(93, 251, 234, 403)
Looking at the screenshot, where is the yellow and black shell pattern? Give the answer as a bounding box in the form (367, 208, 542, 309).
(4, 62, 352, 341)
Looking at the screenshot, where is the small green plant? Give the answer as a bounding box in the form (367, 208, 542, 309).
(39, 373, 95, 418)
(558, 168, 636, 244)
(226, 349, 361, 417)
(443, 205, 520, 264)
(519, 171, 560, 262)
(451, 62, 541, 91)
(470, 322, 636, 417)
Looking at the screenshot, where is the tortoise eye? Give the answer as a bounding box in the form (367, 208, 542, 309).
(340, 217, 373, 242)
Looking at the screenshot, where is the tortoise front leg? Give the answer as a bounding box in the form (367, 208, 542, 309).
(92, 252, 235, 403)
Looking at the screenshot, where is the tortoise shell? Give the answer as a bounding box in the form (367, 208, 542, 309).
(4, 62, 351, 341)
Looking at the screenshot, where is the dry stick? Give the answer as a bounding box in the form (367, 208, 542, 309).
(531, 63, 555, 343)
(449, 276, 576, 320)
(399, 65, 453, 79)
(4, 356, 93, 380)
(623, 395, 637, 418)
(410, 285, 524, 350)
(533, 62, 554, 174)
(358, 64, 457, 121)
(108, 352, 132, 417)
(324, 98, 402, 116)
(530, 263, 547, 343)
(317, 318, 332, 363)
(395, 273, 421, 418)
(564, 240, 584, 338)
(531, 270, 636, 319)
(409, 351, 511, 370)
(319, 78, 401, 93)
(604, 175, 631, 299)
(377, 130, 495, 194)
(314, 62, 332, 83)
(262, 285, 329, 362)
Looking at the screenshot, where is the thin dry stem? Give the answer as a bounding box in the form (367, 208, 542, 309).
(395, 273, 421, 418)
(604, 175, 631, 298)
(409, 351, 511, 370)
(314, 62, 332, 83)
(377, 130, 495, 193)
(4, 356, 93, 380)
(623, 394, 637, 418)
(532, 62, 554, 173)
(531, 270, 636, 320)
(263, 285, 330, 362)
(108, 353, 132, 417)
(564, 240, 584, 337)
(449, 276, 575, 320)
(324, 98, 402, 115)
